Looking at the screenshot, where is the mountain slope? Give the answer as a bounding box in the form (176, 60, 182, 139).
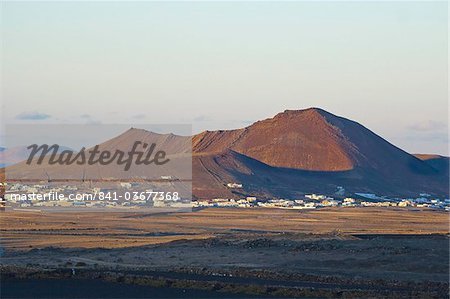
(193, 108, 356, 171)
(5, 129, 192, 181)
(193, 108, 435, 176)
(191, 108, 447, 198)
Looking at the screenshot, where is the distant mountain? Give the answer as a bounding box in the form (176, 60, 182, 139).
(2, 108, 448, 199)
(0, 147, 6, 167)
(0, 145, 73, 168)
(0, 146, 31, 167)
(191, 108, 448, 199)
(4, 129, 191, 181)
(94, 128, 191, 155)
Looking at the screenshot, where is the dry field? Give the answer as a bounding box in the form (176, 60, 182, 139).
(1, 207, 449, 298)
(1, 207, 448, 250)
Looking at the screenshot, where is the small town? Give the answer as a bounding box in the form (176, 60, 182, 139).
(1, 181, 186, 209)
(193, 193, 450, 211)
(2, 182, 449, 211)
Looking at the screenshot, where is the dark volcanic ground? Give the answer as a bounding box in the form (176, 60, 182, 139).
(2, 233, 448, 282)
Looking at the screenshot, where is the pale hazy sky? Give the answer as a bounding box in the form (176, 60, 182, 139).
(1, 1, 448, 155)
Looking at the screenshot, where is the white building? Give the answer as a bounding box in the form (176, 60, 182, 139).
(227, 183, 243, 188)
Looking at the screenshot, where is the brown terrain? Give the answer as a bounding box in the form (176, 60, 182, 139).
(1, 208, 449, 298)
(1, 207, 448, 250)
(1, 115, 449, 297)
(193, 109, 357, 171)
(3, 129, 192, 181)
(2, 108, 449, 200)
(192, 108, 449, 199)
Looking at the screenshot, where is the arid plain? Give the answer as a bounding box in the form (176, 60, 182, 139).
(1, 207, 448, 249)
(1, 207, 449, 298)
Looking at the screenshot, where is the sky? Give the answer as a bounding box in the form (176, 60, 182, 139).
(1, 1, 448, 155)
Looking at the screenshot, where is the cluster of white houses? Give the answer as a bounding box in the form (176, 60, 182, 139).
(193, 193, 450, 211)
(3, 182, 186, 209)
(2, 182, 450, 211)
